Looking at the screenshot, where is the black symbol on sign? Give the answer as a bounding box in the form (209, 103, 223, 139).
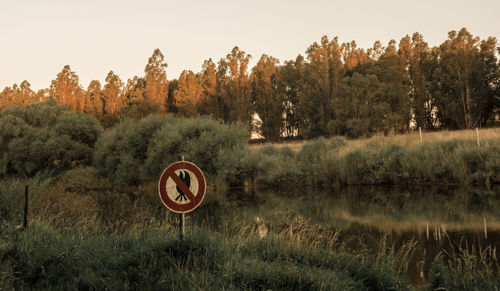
(175, 171, 191, 201)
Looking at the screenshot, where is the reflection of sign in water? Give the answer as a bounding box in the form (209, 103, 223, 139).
(158, 161, 206, 213)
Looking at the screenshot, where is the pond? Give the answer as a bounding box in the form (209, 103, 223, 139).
(206, 185, 500, 286)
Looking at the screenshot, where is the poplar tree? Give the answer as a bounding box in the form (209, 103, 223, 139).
(49, 65, 85, 111)
(336, 73, 384, 137)
(102, 71, 124, 115)
(252, 54, 283, 141)
(174, 70, 204, 117)
(342, 41, 369, 72)
(279, 55, 305, 138)
(0, 81, 35, 109)
(399, 33, 436, 129)
(198, 59, 218, 117)
(84, 80, 104, 117)
(144, 49, 169, 111)
(219, 46, 252, 124)
(433, 28, 499, 128)
(302, 36, 345, 137)
(367, 39, 410, 134)
(124, 76, 147, 106)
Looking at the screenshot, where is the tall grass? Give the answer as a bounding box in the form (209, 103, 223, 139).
(251, 131, 500, 188)
(0, 221, 410, 290)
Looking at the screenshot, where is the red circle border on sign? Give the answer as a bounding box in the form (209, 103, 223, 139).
(158, 161, 206, 213)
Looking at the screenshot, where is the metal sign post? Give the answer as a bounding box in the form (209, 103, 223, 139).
(179, 157, 185, 241)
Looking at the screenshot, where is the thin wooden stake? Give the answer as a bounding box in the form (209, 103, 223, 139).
(484, 216, 488, 239)
(419, 127, 423, 143)
(476, 127, 480, 148)
(23, 185, 29, 229)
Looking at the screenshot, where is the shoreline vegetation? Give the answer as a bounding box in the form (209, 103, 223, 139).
(1, 102, 499, 289)
(3, 101, 500, 189)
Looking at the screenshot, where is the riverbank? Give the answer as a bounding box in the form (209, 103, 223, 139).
(1, 177, 499, 289)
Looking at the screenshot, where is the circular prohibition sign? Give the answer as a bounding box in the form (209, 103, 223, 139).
(158, 161, 206, 213)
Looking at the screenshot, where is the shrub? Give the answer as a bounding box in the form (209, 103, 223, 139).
(93, 115, 250, 185)
(296, 136, 346, 186)
(254, 146, 302, 188)
(0, 101, 102, 176)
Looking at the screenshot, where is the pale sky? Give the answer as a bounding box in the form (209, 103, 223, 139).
(1, 0, 499, 91)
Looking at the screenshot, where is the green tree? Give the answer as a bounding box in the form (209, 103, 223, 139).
(433, 28, 499, 128)
(251, 54, 283, 141)
(335, 73, 385, 137)
(399, 33, 437, 129)
(167, 79, 179, 114)
(366, 40, 411, 134)
(279, 55, 305, 138)
(301, 36, 345, 137)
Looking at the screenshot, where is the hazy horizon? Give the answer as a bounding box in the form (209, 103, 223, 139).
(1, 0, 499, 91)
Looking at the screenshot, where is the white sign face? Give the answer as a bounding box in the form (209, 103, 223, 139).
(164, 169, 200, 205)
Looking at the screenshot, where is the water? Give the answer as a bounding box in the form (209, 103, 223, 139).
(200, 185, 500, 286)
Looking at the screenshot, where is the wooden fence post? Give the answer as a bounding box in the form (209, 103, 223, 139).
(23, 185, 29, 229)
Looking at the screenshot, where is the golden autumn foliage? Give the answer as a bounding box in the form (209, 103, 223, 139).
(174, 70, 204, 117)
(1, 28, 499, 140)
(144, 49, 169, 111)
(49, 65, 85, 112)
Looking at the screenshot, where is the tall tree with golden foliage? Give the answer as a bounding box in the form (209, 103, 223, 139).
(218, 46, 252, 124)
(123, 76, 147, 106)
(102, 71, 124, 115)
(49, 65, 85, 111)
(144, 49, 169, 111)
(198, 59, 218, 117)
(174, 70, 204, 117)
(84, 80, 104, 117)
(0, 86, 15, 109)
(34, 89, 49, 104)
(0, 81, 36, 109)
(342, 41, 369, 72)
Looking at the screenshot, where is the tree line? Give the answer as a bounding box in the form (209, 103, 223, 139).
(1, 27, 499, 140)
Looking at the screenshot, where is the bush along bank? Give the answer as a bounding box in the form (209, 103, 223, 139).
(3, 101, 500, 189)
(90, 114, 500, 189)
